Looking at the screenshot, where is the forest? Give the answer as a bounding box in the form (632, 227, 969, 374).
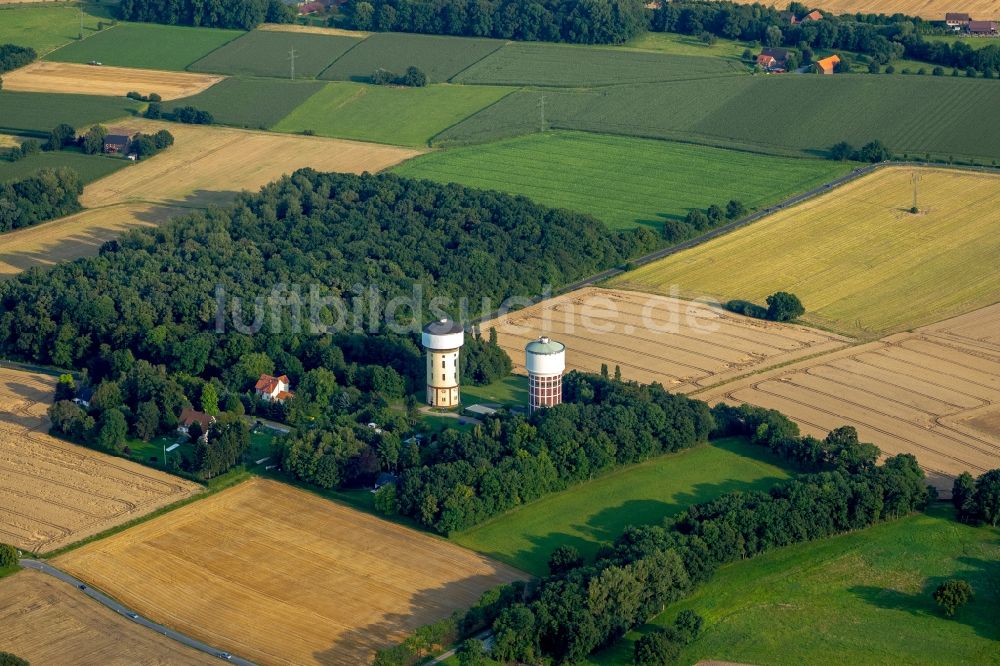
(116, 0, 294, 30)
(0, 168, 83, 233)
(345, 0, 647, 44)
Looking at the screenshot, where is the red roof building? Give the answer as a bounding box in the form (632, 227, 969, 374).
(255, 374, 294, 402)
(802, 10, 823, 21)
(968, 20, 998, 35)
(814, 54, 841, 75)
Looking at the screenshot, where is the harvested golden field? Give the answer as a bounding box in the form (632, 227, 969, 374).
(0, 134, 25, 148)
(0, 569, 213, 665)
(57, 478, 527, 666)
(0, 204, 182, 277)
(259, 22, 371, 37)
(1, 61, 224, 99)
(0, 121, 419, 276)
(611, 167, 1000, 338)
(730, 0, 1000, 20)
(483, 287, 849, 392)
(698, 303, 1000, 490)
(0, 366, 200, 553)
(80, 119, 421, 208)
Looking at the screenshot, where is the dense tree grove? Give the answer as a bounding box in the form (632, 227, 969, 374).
(461, 328, 511, 385)
(345, 0, 647, 44)
(0, 652, 29, 666)
(117, 0, 294, 29)
(952, 469, 1000, 526)
(393, 373, 714, 533)
(651, 1, 1000, 72)
(0, 542, 16, 568)
(662, 198, 746, 243)
(0, 44, 36, 74)
(0, 168, 83, 232)
(171, 106, 214, 124)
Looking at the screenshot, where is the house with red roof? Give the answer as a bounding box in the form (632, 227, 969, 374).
(255, 374, 294, 402)
(802, 9, 823, 21)
(814, 54, 841, 75)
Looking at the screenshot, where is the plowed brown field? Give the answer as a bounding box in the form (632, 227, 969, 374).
(0, 366, 200, 553)
(2, 61, 223, 99)
(57, 478, 527, 666)
(0, 569, 214, 665)
(483, 287, 849, 393)
(698, 303, 1000, 490)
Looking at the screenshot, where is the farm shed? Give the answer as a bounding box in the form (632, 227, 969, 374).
(814, 55, 841, 75)
(968, 20, 998, 35)
(103, 134, 130, 154)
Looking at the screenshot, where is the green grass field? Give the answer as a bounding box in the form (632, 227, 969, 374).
(189, 30, 361, 78)
(46, 22, 243, 71)
(438, 75, 1000, 162)
(272, 81, 512, 146)
(395, 131, 852, 229)
(451, 438, 792, 576)
(453, 42, 744, 87)
(0, 3, 113, 55)
(589, 505, 1000, 665)
(0, 92, 139, 135)
(319, 32, 505, 83)
(617, 31, 749, 60)
(164, 77, 325, 129)
(461, 375, 529, 407)
(0, 150, 128, 184)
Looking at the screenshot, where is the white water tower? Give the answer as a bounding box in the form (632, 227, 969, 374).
(525, 336, 566, 413)
(422, 319, 465, 408)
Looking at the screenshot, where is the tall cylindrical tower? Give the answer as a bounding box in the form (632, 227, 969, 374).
(422, 318, 465, 408)
(525, 336, 566, 413)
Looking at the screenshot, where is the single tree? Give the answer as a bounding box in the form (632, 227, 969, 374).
(933, 579, 973, 617)
(201, 382, 219, 415)
(97, 408, 128, 452)
(402, 65, 428, 87)
(765, 291, 805, 321)
(548, 544, 584, 574)
(952, 472, 977, 522)
(829, 141, 855, 161)
(0, 652, 29, 666)
(135, 400, 160, 442)
(974, 469, 1000, 526)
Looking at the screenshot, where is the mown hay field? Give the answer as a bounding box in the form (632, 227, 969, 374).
(394, 131, 852, 229)
(437, 76, 1000, 162)
(163, 77, 325, 129)
(0, 149, 127, 184)
(0, 367, 200, 553)
(189, 29, 361, 78)
(698, 304, 1000, 490)
(727, 0, 1000, 20)
(273, 81, 512, 146)
(0, 204, 181, 277)
(57, 478, 527, 666)
(0, 90, 140, 134)
(319, 31, 505, 83)
(589, 505, 1000, 666)
(453, 41, 744, 86)
(0, 569, 214, 665)
(0, 4, 112, 54)
(46, 22, 243, 71)
(2, 61, 223, 100)
(482, 287, 849, 393)
(611, 167, 1000, 337)
(453, 438, 791, 576)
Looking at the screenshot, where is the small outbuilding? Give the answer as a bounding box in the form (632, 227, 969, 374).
(814, 54, 841, 75)
(373, 472, 399, 492)
(968, 20, 998, 36)
(103, 134, 130, 154)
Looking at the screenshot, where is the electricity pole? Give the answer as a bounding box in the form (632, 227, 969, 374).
(538, 95, 546, 133)
(911, 172, 921, 212)
(288, 47, 298, 80)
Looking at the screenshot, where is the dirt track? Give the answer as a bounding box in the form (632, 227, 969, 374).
(57, 478, 526, 665)
(0, 366, 200, 553)
(484, 287, 849, 393)
(0, 569, 214, 665)
(2, 61, 223, 99)
(698, 304, 1000, 490)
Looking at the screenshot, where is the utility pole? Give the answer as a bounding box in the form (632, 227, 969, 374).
(288, 47, 298, 80)
(538, 95, 546, 133)
(911, 172, 921, 212)
(79, 5, 84, 40)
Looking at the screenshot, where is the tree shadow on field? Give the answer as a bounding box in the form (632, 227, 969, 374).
(313, 571, 527, 664)
(850, 550, 1000, 641)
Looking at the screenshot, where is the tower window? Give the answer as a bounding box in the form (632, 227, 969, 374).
(441, 360, 445, 368)
(441, 373, 446, 381)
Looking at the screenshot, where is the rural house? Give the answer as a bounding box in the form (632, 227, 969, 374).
(103, 133, 130, 154)
(968, 20, 998, 36)
(815, 54, 841, 75)
(780, 11, 799, 24)
(255, 373, 294, 402)
(757, 47, 790, 72)
(72, 386, 95, 408)
(177, 407, 215, 440)
(802, 9, 823, 21)
(945, 12, 971, 28)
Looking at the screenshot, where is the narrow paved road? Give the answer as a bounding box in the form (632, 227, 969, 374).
(19, 559, 255, 666)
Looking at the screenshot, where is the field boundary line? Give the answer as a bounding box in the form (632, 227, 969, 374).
(426, 85, 524, 147)
(444, 40, 512, 83)
(313, 31, 372, 80)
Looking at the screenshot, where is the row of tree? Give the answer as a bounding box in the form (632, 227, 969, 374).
(0, 168, 82, 233)
(724, 290, 804, 322)
(372, 65, 429, 86)
(345, 0, 647, 44)
(952, 470, 1000, 526)
(0, 43, 35, 74)
(116, 0, 294, 30)
(482, 448, 928, 663)
(828, 139, 892, 162)
(662, 198, 746, 243)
